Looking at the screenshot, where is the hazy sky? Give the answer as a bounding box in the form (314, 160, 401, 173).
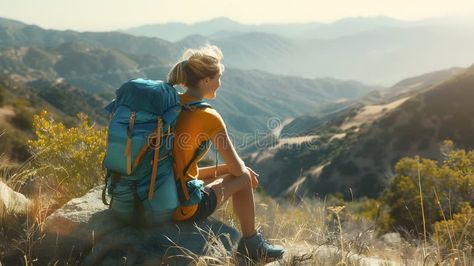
(1, 0, 474, 31)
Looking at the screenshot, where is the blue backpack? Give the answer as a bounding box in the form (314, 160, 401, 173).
(101, 78, 212, 224)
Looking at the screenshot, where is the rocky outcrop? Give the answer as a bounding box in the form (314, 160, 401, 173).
(0, 180, 30, 217)
(43, 186, 122, 242)
(82, 218, 239, 265)
(38, 185, 240, 265)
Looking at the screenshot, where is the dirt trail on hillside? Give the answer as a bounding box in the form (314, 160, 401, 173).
(340, 97, 410, 131)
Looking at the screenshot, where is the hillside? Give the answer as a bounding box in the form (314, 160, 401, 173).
(277, 67, 465, 137)
(213, 68, 378, 142)
(246, 66, 470, 198)
(317, 64, 474, 197)
(0, 17, 177, 61)
(0, 44, 168, 94)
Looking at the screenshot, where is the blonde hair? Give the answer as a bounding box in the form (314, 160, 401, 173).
(167, 44, 225, 89)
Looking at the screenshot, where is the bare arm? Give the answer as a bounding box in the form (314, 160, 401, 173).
(199, 129, 259, 189)
(198, 163, 229, 180)
(211, 129, 249, 177)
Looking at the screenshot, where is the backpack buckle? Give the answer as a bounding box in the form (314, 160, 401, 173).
(183, 104, 197, 112)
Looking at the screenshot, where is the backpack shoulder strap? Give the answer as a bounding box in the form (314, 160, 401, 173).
(176, 100, 214, 202)
(182, 100, 213, 111)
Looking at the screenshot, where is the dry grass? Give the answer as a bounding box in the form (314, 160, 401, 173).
(0, 151, 56, 265)
(0, 186, 53, 265)
(340, 97, 410, 131)
(0, 162, 472, 265)
(1, 177, 473, 266)
(210, 192, 472, 266)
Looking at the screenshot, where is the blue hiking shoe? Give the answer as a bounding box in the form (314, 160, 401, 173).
(236, 231, 284, 263)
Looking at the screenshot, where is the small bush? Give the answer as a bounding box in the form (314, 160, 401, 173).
(434, 202, 473, 251)
(28, 110, 106, 203)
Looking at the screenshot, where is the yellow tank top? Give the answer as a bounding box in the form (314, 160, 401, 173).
(172, 93, 226, 220)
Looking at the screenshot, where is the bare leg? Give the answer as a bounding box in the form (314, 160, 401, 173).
(202, 174, 284, 261)
(204, 173, 256, 237)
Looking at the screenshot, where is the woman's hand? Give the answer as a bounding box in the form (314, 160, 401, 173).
(246, 167, 259, 189)
(211, 129, 259, 190)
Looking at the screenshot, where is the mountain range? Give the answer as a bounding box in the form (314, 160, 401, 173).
(124, 16, 452, 41)
(245, 66, 472, 199)
(125, 16, 474, 85)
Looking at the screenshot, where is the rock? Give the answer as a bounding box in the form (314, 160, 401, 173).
(83, 218, 240, 265)
(43, 185, 122, 241)
(0, 180, 30, 217)
(39, 185, 240, 265)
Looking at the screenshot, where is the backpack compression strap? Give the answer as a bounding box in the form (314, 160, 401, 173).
(148, 117, 163, 200)
(125, 112, 136, 175)
(101, 170, 121, 208)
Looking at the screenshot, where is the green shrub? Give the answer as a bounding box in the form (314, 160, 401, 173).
(434, 202, 473, 251)
(383, 140, 474, 235)
(28, 110, 107, 203)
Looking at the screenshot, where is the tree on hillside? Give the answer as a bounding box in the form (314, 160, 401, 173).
(383, 140, 474, 237)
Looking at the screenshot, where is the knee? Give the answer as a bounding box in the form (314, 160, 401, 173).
(238, 170, 252, 189)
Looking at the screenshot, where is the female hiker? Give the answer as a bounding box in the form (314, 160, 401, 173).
(167, 44, 284, 261)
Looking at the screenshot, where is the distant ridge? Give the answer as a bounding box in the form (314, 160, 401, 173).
(246, 66, 471, 199)
(124, 16, 410, 41)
